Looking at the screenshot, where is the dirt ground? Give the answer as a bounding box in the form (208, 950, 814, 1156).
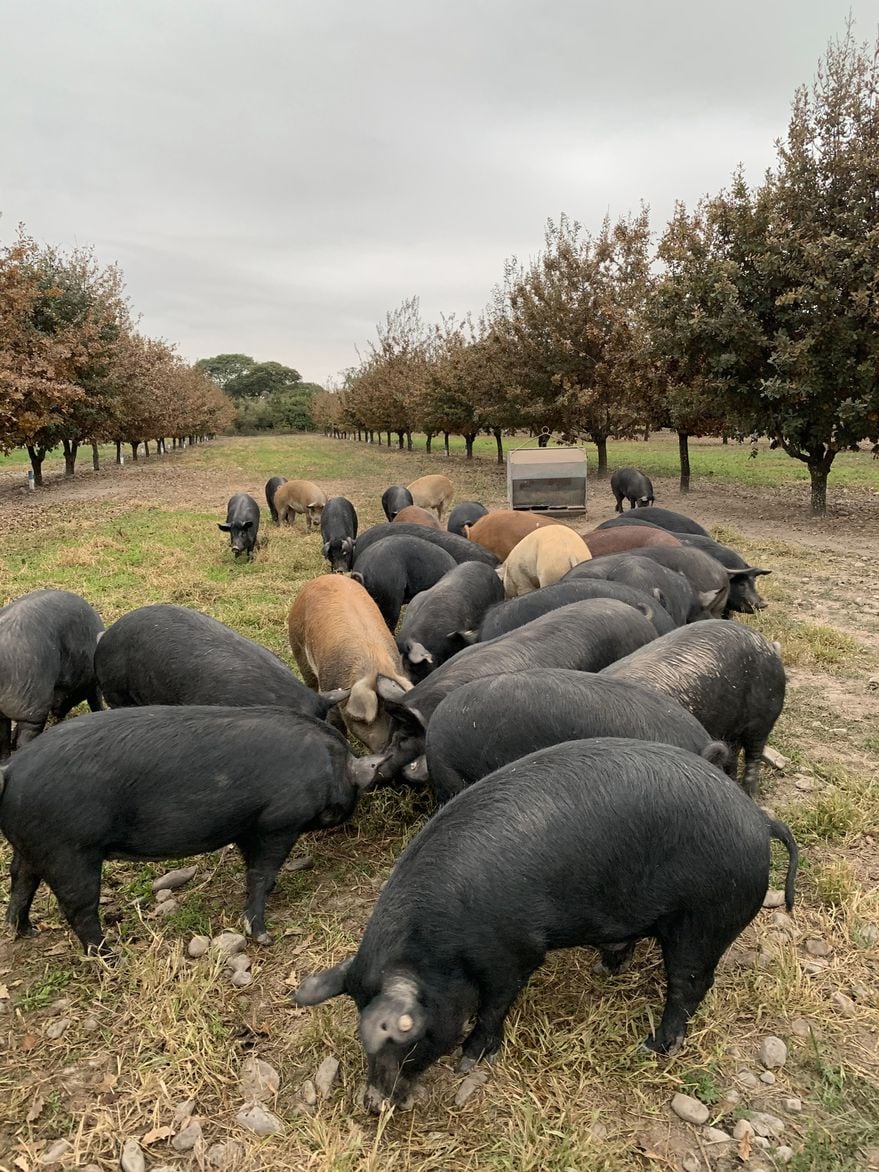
(0, 437, 877, 1172)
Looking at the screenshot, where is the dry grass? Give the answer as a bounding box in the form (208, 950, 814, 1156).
(0, 435, 877, 1171)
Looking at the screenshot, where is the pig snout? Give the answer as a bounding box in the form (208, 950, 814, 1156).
(404, 755, 429, 784)
(348, 754, 382, 790)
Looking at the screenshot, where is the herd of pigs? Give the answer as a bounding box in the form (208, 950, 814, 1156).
(0, 466, 798, 1114)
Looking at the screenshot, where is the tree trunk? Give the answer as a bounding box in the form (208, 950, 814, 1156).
(807, 454, 834, 516)
(594, 435, 608, 478)
(464, 432, 476, 459)
(386, 431, 392, 447)
(493, 427, 504, 465)
(443, 431, 450, 456)
(722, 434, 728, 445)
(678, 430, 690, 494)
(130, 442, 139, 461)
(91, 441, 100, 471)
(425, 432, 433, 454)
(115, 440, 123, 464)
(26, 445, 45, 487)
(61, 438, 78, 477)
(642, 425, 650, 442)
(172, 437, 177, 450)
(144, 441, 150, 457)
(396, 430, 405, 449)
(406, 430, 413, 451)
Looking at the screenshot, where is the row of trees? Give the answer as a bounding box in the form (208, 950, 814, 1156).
(321, 26, 879, 514)
(0, 229, 234, 485)
(195, 353, 323, 433)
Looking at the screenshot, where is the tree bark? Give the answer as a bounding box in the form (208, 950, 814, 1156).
(722, 434, 728, 445)
(26, 445, 46, 487)
(425, 432, 433, 454)
(144, 441, 150, 457)
(443, 431, 450, 455)
(464, 432, 476, 459)
(130, 442, 139, 461)
(406, 430, 413, 451)
(643, 425, 650, 442)
(493, 427, 504, 465)
(61, 438, 78, 477)
(115, 440, 123, 464)
(91, 441, 100, 471)
(678, 430, 691, 493)
(593, 435, 608, 478)
(396, 430, 405, 449)
(807, 452, 835, 516)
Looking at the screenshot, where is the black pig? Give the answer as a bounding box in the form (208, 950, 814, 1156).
(478, 579, 676, 641)
(562, 553, 708, 626)
(295, 738, 797, 1111)
(95, 604, 347, 720)
(598, 507, 710, 537)
(218, 492, 260, 560)
(673, 533, 770, 616)
(1, 706, 376, 953)
(424, 670, 728, 800)
(630, 546, 730, 618)
(353, 523, 499, 567)
(610, 466, 655, 511)
(265, 476, 288, 525)
(447, 501, 488, 537)
(601, 620, 786, 795)
(397, 561, 504, 680)
(381, 486, 413, 521)
(0, 589, 104, 760)
(320, 496, 359, 573)
(351, 536, 457, 630)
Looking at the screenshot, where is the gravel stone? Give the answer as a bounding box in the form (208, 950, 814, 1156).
(38, 1139, 73, 1165)
(454, 1069, 488, 1107)
(187, 935, 210, 958)
(226, 953, 252, 974)
(783, 1097, 803, 1113)
(762, 889, 786, 908)
(152, 865, 198, 892)
(681, 1154, 701, 1172)
(173, 1098, 197, 1125)
(749, 1111, 785, 1137)
(211, 931, 247, 958)
(732, 1119, 754, 1141)
(702, 1127, 731, 1143)
(831, 990, 856, 1016)
(758, 1035, 788, 1069)
(240, 1056, 280, 1101)
(315, 1056, 340, 1097)
(301, 1080, 317, 1107)
(154, 898, 178, 916)
(736, 1070, 760, 1089)
(172, 1118, 202, 1151)
(805, 938, 831, 957)
(776, 1146, 794, 1164)
(120, 1138, 146, 1172)
(670, 1093, 709, 1125)
(206, 1140, 244, 1168)
(235, 1103, 282, 1136)
(45, 1017, 71, 1040)
(230, 970, 253, 988)
(760, 1071, 776, 1084)
(155, 888, 174, 903)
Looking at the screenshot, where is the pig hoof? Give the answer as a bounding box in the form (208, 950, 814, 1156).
(457, 1056, 478, 1074)
(15, 923, 39, 938)
(255, 931, 273, 946)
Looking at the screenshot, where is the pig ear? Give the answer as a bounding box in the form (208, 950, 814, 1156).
(634, 602, 655, 624)
(359, 978, 425, 1054)
(317, 686, 350, 715)
(241, 520, 254, 531)
(376, 675, 409, 704)
(406, 641, 434, 666)
(293, 957, 353, 1006)
(322, 542, 331, 557)
(699, 588, 724, 609)
(346, 677, 379, 724)
(448, 629, 479, 648)
(351, 571, 365, 586)
(217, 523, 231, 532)
(752, 567, 771, 577)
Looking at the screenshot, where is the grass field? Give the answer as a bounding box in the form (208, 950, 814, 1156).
(0, 435, 877, 1172)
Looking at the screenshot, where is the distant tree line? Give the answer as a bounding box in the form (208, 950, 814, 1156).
(318, 26, 879, 514)
(195, 353, 322, 434)
(0, 230, 234, 486)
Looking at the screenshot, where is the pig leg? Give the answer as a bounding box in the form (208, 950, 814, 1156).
(13, 717, 47, 751)
(593, 940, 636, 976)
(86, 685, 103, 713)
(237, 830, 298, 945)
(45, 850, 106, 953)
(741, 738, 764, 797)
(6, 851, 42, 936)
(458, 964, 536, 1071)
(0, 715, 11, 761)
(646, 925, 727, 1055)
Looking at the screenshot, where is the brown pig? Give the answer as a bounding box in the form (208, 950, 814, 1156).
(406, 475, 454, 521)
(275, 480, 328, 532)
(503, 526, 592, 597)
(465, 510, 560, 561)
(584, 526, 682, 558)
(392, 505, 443, 529)
(287, 576, 412, 751)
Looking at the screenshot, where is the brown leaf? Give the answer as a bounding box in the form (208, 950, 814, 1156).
(25, 1092, 44, 1123)
(20, 1034, 39, 1052)
(14, 1156, 30, 1172)
(0, 983, 9, 999)
(738, 1132, 752, 1161)
(142, 1125, 174, 1145)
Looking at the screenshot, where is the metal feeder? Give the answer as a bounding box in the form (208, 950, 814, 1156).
(506, 445, 588, 513)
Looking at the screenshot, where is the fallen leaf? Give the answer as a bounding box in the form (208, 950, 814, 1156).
(25, 1093, 44, 1123)
(0, 983, 9, 999)
(738, 1133, 752, 1161)
(20, 1034, 38, 1052)
(14, 1156, 30, 1172)
(142, 1125, 174, 1145)
(98, 1072, 118, 1091)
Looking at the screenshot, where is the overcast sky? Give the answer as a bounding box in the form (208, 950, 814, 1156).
(1, 1, 875, 383)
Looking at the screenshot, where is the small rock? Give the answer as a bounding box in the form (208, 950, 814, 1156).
(702, 1126, 731, 1143)
(152, 865, 198, 892)
(771, 912, 796, 933)
(831, 990, 856, 1016)
(230, 970, 253, 988)
(120, 1138, 146, 1172)
(760, 1071, 776, 1085)
(211, 931, 247, 958)
(45, 1017, 71, 1039)
(753, 1135, 770, 1149)
(155, 887, 174, 903)
(868, 674, 879, 691)
(155, 898, 178, 916)
(850, 981, 871, 1001)
(82, 1015, 99, 1032)
(783, 1097, 802, 1113)
(793, 773, 814, 791)
(762, 747, 789, 770)
(732, 1119, 754, 1141)
(455, 1069, 488, 1107)
(315, 1056, 340, 1097)
(671, 1093, 710, 1126)
(736, 1070, 760, 1090)
(859, 923, 879, 947)
(187, 935, 210, 959)
(206, 1140, 243, 1168)
(587, 1121, 608, 1141)
(720, 1088, 741, 1107)
(173, 1098, 197, 1125)
(749, 1111, 785, 1138)
(226, 953, 252, 974)
(47, 997, 71, 1016)
(805, 938, 831, 957)
(776, 1146, 794, 1164)
(172, 1117, 202, 1152)
(790, 1017, 819, 1039)
(301, 1079, 317, 1107)
(235, 1103, 283, 1136)
(758, 1035, 788, 1069)
(38, 1139, 73, 1165)
(804, 960, 829, 975)
(762, 889, 786, 908)
(240, 1056, 281, 1101)
(285, 856, 314, 872)
(682, 1154, 701, 1172)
